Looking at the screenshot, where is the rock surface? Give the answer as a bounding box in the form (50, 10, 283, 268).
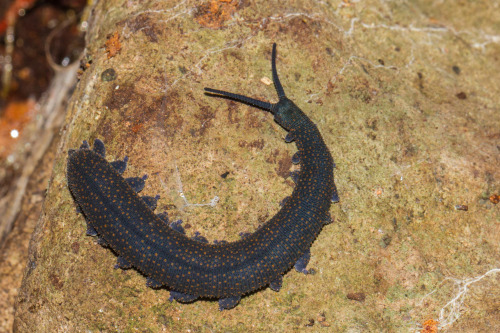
(14, 0, 499, 332)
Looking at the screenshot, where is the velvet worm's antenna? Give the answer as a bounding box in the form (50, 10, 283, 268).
(204, 43, 287, 113)
(204, 87, 273, 111)
(271, 43, 285, 100)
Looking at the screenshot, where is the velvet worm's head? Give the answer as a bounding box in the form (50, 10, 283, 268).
(205, 43, 307, 131)
(271, 97, 306, 131)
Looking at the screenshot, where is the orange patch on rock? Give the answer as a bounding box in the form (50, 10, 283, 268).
(194, 0, 238, 29)
(489, 194, 499, 204)
(130, 122, 143, 134)
(105, 31, 121, 59)
(421, 319, 438, 333)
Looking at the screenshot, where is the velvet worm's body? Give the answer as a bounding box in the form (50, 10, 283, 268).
(67, 44, 339, 310)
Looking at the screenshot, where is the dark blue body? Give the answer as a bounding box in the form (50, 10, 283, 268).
(67, 44, 339, 308)
(67, 99, 335, 298)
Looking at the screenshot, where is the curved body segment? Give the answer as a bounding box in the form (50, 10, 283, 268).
(67, 44, 339, 309)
